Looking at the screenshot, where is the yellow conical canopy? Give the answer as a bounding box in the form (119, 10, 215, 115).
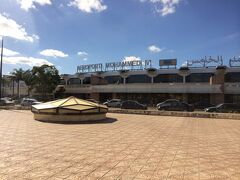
(32, 96, 108, 114)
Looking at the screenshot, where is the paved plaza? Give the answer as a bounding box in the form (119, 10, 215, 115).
(0, 110, 239, 180)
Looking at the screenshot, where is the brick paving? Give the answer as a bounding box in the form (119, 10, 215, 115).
(0, 110, 239, 180)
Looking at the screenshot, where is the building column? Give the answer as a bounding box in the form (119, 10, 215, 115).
(119, 70, 129, 85)
(209, 66, 226, 104)
(62, 77, 70, 86)
(179, 67, 190, 84)
(183, 76, 186, 83)
(79, 78, 84, 85)
(151, 77, 154, 84)
(147, 68, 157, 84)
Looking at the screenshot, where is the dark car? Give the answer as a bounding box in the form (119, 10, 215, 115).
(157, 99, 194, 112)
(205, 103, 240, 113)
(156, 99, 179, 108)
(121, 100, 147, 110)
(103, 99, 122, 108)
(193, 101, 213, 109)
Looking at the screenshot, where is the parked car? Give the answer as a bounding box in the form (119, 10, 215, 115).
(86, 99, 100, 104)
(21, 98, 42, 106)
(157, 99, 194, 112)
(121, 100, 147, 110)
(204, 103, 240, 113)
(0, 97, 15, 106)
(156, 99, 180, 108)
(103, 99, 122, 108)
(193, 101, 213, 109)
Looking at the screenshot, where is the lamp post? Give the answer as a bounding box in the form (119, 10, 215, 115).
(0, 38, 3, 99)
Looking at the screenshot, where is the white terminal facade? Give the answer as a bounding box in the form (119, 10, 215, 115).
(55, 57, 240, 105)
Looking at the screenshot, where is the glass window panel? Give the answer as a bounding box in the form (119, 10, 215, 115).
(225, 72, 240, 82)
(126, 75, 151, 83)
(61, 98, 78, 106)
(154, 74, 183, 83)
(68, 78, 81, 85)
(82, 109, 99, 113)
(58, 108, 80, 114)
(83, 77, 91, 84)
(104, 76, 123, 84)
(51, 99, 69, 106)
(76, 99, 99, 107)
(39, 109, 56, 113)
(186, 73, 212, 83)
(64, 105, 96, 111)
(33, 103, 56, 109)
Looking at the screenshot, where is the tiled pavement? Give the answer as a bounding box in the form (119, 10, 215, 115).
(0, 110, 239, 180)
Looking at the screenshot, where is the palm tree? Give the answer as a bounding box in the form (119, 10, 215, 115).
(23, 70, 34, 96)
(9, 75, 16, 97)
(11, 68, 24, 98)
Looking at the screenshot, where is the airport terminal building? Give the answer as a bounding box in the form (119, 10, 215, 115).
(55, 56, 240, 106)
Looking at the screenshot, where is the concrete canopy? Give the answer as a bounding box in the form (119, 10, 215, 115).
(31, 96, 108, 122)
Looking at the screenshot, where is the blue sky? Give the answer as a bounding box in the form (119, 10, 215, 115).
(0, 0, 239, 74)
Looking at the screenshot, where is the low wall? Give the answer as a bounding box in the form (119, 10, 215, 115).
(1, 106, 240, 120)
(108, 109, 240, 120)
(0, 106, 31, 110)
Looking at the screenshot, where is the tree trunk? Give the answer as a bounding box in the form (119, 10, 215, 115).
(2, 81, 4, 97)
(17, 80, 20, 98)
(12, 80, 14, 97)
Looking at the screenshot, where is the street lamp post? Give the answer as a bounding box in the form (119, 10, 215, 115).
(0, 38, 3, 99)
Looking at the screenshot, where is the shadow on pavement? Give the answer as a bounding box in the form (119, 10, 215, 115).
(36, 117, 118, 125)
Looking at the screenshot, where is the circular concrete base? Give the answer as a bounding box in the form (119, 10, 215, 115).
(33, 113, 107, 123)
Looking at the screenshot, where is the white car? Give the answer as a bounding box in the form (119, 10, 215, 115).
(21, 98, 42, 106)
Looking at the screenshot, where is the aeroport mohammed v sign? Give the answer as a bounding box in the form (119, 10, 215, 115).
(77, 60, 152, 73)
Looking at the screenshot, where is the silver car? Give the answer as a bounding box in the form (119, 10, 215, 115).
(0, 97, 15, 106)
(103, 99, 122, 108)
(21, 98, 42, 106)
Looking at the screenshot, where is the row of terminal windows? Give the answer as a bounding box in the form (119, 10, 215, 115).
(225, 72, 240, 82)
(61, 72, 240, 85)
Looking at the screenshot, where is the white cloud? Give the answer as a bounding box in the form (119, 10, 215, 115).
(2, 12, 10, 17)
(17, 0, 52, 11)
(68, 0, 107, 13)
(40, 49, 68, 58)
(2, 48, 20, 56)
(3, 56, 53, 67)
(0, 13, 39, 42)
(123, 56, 141, 62)
(140, 0, 181, 16)
(78, 51, 88, 61)
(148, 45, 162, 53)
(78, 51, 88, 56)
(181, 61, 188, 67)
(32, 34, 40, 40)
